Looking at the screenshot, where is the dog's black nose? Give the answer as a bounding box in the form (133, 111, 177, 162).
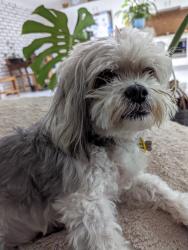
(124, 84, 148, 103)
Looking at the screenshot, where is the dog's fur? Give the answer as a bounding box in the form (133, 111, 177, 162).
(0, 29, 188, 250)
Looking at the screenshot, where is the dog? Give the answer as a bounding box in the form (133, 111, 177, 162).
(0, 28, 187, 250)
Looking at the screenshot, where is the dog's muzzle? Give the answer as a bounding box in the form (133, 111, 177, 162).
(124, 83, 148, 104)
(121, 84, 151, 120)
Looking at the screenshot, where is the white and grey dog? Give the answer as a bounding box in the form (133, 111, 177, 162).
(0, 28, 188, 250)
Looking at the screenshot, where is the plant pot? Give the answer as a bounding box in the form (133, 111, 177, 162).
(132, 18, 145, 29)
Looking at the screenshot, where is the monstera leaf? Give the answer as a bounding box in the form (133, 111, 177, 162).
(22, 5, 95, 89)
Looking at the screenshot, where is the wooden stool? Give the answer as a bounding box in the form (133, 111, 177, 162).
(20, 73, 42, 91)
(0, 76, 19, 95)
(6, 58, 37, 92)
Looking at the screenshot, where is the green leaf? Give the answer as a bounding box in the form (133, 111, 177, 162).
(31, 46, 68, 73)
(73, 8, 95, 42)
(121, 0, 131, 8)
(34, 54, 63, 85)
(33, 5, 57, 24)
(48, 73, 57, 89)
(22, 20, 56, 34)
(22, 5, 94, 89)
(168, 15, 188, 55)
(23, 37, 59, 59)
(48, 8, 70, 35)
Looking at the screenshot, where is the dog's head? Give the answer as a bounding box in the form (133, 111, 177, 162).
(47, 28, 176, 158)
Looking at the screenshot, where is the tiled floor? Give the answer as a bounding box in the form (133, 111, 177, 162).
(0, 90, 54, 100)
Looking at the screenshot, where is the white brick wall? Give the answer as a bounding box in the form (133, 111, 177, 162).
(0, 0, 33, 77)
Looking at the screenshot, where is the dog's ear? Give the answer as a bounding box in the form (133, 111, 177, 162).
(46, 51, 90, 159)
(114, 26, 121, 42)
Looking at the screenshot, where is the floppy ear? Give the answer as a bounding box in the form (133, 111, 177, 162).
(45, 51, 90, 158)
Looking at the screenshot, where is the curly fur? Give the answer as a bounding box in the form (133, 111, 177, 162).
(0, 29, 187, 250)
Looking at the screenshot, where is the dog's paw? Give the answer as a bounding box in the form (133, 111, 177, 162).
(172, 192, 188, 226)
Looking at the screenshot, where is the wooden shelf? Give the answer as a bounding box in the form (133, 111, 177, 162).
(62, 0, 99, 10)
(0, 76, 19, 95)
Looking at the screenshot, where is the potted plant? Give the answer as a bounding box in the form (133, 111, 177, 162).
(22, 5, 95, 89)
(118, 0, 156, 28)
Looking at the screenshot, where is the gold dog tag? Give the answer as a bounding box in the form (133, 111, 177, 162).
(138, 137, 152, 152)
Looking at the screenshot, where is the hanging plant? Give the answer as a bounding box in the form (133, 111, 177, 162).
(22, 5, 95, 89)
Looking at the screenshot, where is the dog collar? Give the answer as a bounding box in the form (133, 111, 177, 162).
(138, 137, 152, 152)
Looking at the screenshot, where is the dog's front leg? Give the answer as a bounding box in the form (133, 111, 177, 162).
(124, 173, 188, 225)
(54, 193, 130, 250)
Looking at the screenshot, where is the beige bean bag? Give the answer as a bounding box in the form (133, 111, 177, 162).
(0, 97, 188, 250)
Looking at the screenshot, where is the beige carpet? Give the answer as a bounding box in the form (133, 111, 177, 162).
(0, 97, 188, 250)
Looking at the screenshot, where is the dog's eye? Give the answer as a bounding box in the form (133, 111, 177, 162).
(94, 70, 118, 89)
(142, 67, 155, 77)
